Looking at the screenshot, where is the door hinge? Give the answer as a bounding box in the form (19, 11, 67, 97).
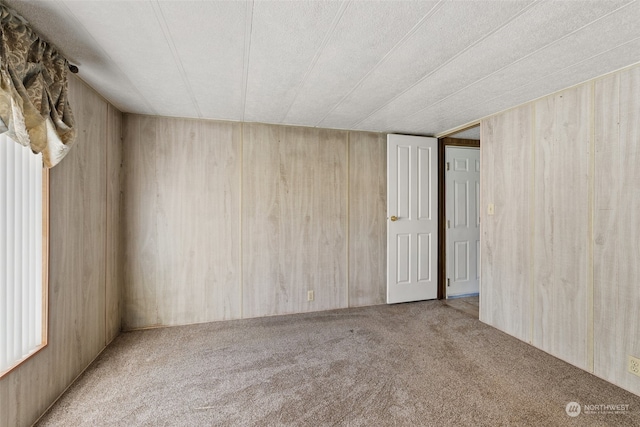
(446, 162, 450, 171)
(447, 220, 450, 228)
(447, 278, 450, 287)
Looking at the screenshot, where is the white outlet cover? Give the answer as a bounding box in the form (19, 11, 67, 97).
(629, 355, 640, 376)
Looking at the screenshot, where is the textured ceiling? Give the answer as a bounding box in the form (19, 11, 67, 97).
(6, 0, 640, 136)
(449, 125, 480, 140)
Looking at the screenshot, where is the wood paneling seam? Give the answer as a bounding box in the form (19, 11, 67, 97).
(153, 118, 160, 324)
(346, 132, 350, 307)
(240, 123, 244, 319)
(529, 104, 536, 344)
(104, 105, 109, 346)
(587, 82, 596, 373)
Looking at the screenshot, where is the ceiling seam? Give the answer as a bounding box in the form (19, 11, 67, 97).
(280, 0, 351, 123)
(312, 0, 446, 127)
(57, 0, 158, 115)
(439, 33, 640, 130)
(349, 0, 542, 129)
(241, 1, 254, 122)
(151, 1, 202, 118)
(400, 0, 638, 125)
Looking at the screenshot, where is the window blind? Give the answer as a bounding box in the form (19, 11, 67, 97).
(0, 134, 44, 374)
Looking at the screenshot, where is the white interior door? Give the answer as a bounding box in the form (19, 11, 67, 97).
(445, 146, 480, 298)
(387, 134, 438, 304)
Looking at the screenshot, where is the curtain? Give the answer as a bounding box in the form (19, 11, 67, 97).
(0, 4, 76, 168)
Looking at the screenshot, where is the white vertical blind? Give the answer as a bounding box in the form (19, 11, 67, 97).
(0, 133, 43, 374)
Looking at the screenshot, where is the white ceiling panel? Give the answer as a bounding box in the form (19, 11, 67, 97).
(243, 1, 345, 123)
(451, 37, 640, 130)
(281, 0, 439, 126)
(356, 0, 636, 132)
(401, 36, 640, 136)
(448, 126, 480, 140)
(6, 1, 640, 137)
(464, 0, 640, 99)
(61, 0, 199, 118)
(316, 0, 536, 130)
(392, 0, 640, 134)
(156, 1, 248, 121)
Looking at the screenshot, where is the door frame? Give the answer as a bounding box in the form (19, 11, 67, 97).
(437, 136, 480, 299)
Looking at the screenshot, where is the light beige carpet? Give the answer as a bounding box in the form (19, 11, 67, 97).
(443, 296, 479, 318)
(37, 300, 640, 426)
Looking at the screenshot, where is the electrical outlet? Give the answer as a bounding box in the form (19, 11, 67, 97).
(629, 356, 640, 377)
(307, 290, 314, 302)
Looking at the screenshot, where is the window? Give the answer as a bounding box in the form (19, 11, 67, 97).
(0, 133, 48, 377)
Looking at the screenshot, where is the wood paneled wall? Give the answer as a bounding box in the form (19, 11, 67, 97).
(106, 104, 123, 344)
(481, 64, 640, 396)
(122, 117, 385, 327)
(480, 105, 532, 343)
(242, 124, 348, 318)
(0, 77, 123, 426)
(532, 87, 591, 369)
(593, 68, 640, 394)
(122, 116, 242, 328)
(349, 132, 386, 307)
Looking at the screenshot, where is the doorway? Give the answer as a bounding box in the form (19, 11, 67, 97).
(438, 125, 480, 316)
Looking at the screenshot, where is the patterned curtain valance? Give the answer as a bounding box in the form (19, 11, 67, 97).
(0, 4, 76, 168)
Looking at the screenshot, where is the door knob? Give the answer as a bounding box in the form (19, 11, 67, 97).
(390, 216, 399, 222)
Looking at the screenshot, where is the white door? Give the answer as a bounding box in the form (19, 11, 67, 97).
(387, 134, 438, 304)
(445, 147, 480, 298)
